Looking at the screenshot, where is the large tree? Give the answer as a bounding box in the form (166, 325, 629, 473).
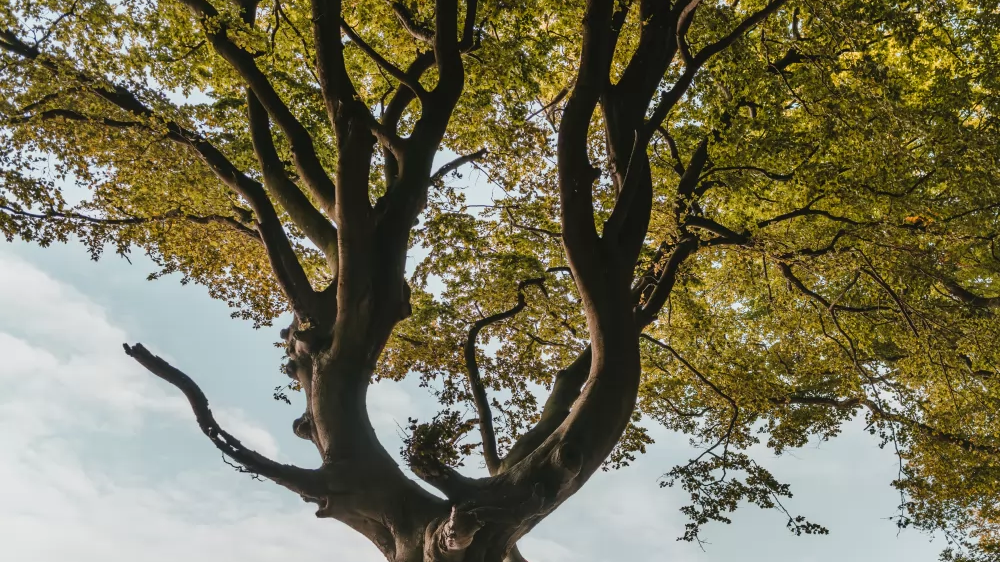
(3, 0, 1000, 560)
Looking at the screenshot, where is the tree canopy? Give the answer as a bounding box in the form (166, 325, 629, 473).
(3, 0, 1000, 560)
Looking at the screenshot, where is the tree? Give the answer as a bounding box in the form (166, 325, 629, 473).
(2, 0, 1000, 559)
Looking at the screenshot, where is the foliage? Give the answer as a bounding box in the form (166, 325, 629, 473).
(4, 0, 1000, 559)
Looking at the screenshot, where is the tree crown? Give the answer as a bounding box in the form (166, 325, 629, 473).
(3, 0, 1000, 560)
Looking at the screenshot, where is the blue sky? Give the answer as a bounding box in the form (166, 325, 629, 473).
(0, 235, 949, 561)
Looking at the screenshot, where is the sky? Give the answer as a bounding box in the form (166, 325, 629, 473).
(0, 234, 955, 562)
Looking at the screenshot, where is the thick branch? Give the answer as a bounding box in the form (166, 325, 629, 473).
(247, 91, 339, 261)
(638, 235, 700, 325)
(381, 50, 436, 185)
(433, 0, 467, 96)
(431, 149, 488, 185)
(500, 347, 591, 473)
(123, 343, 325, 497)
(557, 0, 617, 271)
(686, 217, 747, 243)
(391, 1, 434, 43)
(940, 278, 1000, 310)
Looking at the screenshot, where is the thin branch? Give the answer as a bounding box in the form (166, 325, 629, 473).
(702, 165, 795, 183)
(465, 277, 544, 474)
(646, 0, 788, 133)
(431, 149, 488, 185)
(773, 394, 1000, 455)
(341, 19, 428, 99)
(758, 204, 860, 228)
(527, 87, 570, 121)
(643, 335, 739, 468)
(0, 204, 261, 241)
(30, 1, 78, 48)
(0, 30, 319, 317)
(857, 258, 919, 336)
(777, 262, 891, 313)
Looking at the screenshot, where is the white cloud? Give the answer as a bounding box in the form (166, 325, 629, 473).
(0, 249, 369, 562)
(216, 407, 281, 459)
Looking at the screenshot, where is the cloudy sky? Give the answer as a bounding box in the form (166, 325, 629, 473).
(0, 234, 949, 561)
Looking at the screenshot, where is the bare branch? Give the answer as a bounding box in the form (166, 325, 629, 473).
(122, 343, 326, 497)
(431, 149, 488, 185)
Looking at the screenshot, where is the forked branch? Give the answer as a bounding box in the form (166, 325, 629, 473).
(646, 0, 788, 133)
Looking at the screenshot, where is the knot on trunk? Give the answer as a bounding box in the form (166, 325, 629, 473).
(292, 412, 313, 440)
(442, 506, 483, 550)
(284, 315, 329, 355)
(425, 506, 485, 560)
(553, 442, 582, 477)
